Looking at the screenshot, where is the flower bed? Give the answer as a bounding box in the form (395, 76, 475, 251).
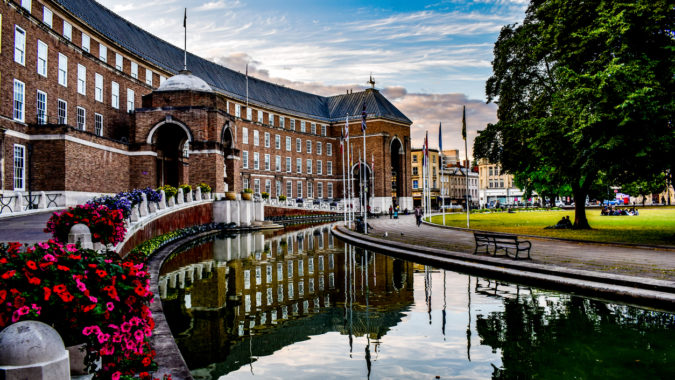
(45, 204, 126, 245)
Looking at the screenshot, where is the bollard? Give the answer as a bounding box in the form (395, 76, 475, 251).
(67, 224, 93, 250)
(158, 190, 167, 210)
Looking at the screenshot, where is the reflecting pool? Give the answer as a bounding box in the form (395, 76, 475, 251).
(159, 225, 675, 379)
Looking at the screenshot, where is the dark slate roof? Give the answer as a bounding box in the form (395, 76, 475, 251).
(53, 0, 411, 125)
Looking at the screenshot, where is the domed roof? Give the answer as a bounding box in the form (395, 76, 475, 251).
(156, 70, 213, 93)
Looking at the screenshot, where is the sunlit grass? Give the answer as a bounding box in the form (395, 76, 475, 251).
(429, 207, 675, 246)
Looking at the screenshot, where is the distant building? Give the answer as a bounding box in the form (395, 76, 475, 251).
(477, 159, 537, 207)
(440, 165, 478, 208)
(410, 148, 440, 208)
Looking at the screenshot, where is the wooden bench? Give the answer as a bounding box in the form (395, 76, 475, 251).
(473, 232, 532, 259)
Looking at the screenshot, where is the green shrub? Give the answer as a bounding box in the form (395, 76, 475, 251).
(278, 194, 287, 201)
(179, 184, 192, 194)
(243, 188, 253, 194)
(197, 182, 212, 193)
(261, 192, 269, 199)
(157, 185, 177, 199)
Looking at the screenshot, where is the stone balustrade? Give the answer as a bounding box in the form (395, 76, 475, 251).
(0, 191, 66, 218)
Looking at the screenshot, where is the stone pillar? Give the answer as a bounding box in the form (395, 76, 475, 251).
(195, 187, 202, 201)
(14, 191, 23, 212)
(68, 224, 93, 250)
(158, 190, 167, 210)
(254, 201, 264, 222)
(38, 191, 47, 209)
(213, 200, 232, 224)
(130, 205, 140, 223)
(176, 189, 185, 205)
(230, 200, 240, 226)
(139, 193, 149, 217)
(239, 200, 251, 227)
(186, 190, 193, 203)
(167, 194, 176, 208)
(0, 321, 70, 380)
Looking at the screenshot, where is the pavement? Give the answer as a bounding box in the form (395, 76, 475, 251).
(0, 211, 55, 244)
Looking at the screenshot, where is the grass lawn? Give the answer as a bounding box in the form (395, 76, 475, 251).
(429, 207, 675, 246)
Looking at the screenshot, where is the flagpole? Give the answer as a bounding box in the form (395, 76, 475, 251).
(371, 153, 375, 216)
(463, 105, 470, 228)
(183, 8, 187, 71)
(342, 138, 346, 226)
(439, 122, 445, 225)
(362, 102, 368, 234)
(350, 143, 354, 227)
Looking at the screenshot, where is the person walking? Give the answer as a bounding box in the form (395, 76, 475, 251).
(389, 205, 393, 219)
(414, 206, 423, 227)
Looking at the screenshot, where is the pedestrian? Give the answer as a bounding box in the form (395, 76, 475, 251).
(389, 205, 393, 219)
(414, 206, 423, 227)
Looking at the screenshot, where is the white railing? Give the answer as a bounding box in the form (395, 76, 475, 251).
(0, 191, 66, 218)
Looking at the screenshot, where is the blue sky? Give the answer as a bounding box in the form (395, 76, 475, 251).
(98, 0, 528, 156)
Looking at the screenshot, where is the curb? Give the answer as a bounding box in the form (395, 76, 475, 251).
(332, 225, 675, 311)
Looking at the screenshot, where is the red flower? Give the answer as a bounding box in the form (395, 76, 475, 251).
(53, 284, 67, 294)
(26, 260, 37, 270)
(96, 269, 108, 278)
(28, 276, 41, 285)
(57, 265, 70, 271)
(1, 270, 16, 279)
(43, 287, 52, 301)
(142, 357, 152, 367)
(57, 291, 74, 302)
(38, 262, 53, 270)
(83, 304, 96, 313)
(0, 289, 6, 304)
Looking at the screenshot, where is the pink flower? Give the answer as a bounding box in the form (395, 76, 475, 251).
(38, 242, 49, 250)
(97, 333, 110, 344)
(31, 304, 42, 315)
(106, 302, 114, 311)
(134, 329, 144, 343)
(88, 296, 98, 304)
(82, 325, 100, 336)
(112, 371, 121, 380)
(121, 322, 131, 332)
(65, 244, 77, 252)
(112, 333, 123, 343)
(125, 339, 136, 351)
(43, 254, 56, 262)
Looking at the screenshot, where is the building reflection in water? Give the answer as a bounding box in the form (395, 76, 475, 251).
(159, 224, 414, 378)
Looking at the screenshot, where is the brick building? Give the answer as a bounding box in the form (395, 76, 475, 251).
(0, 0, 413, 210)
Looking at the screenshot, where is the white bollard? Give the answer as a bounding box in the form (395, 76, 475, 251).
(0, 321, 70, 380)
(68, 224, 93, 250)
(158, 190, 167, 210)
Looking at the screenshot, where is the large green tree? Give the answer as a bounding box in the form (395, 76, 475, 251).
(474, 0, 675, 228)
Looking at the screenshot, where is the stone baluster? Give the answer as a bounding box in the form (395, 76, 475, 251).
(139, 193, 149, 217)
(195, 187, 202, 201)
(38, 191, 48, 209)
(14, 191, 24, 213)
(176, 189, 185, 205)
(68, 223, 93, 250)
(130, 204, 140, 223)
(158, 190, 167, 210)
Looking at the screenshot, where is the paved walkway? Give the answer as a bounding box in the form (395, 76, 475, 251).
(366, 214, 675, 281)
(0, 212, 54, 244)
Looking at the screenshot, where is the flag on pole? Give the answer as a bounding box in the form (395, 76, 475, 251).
(344, 114, 350, 140)
(340, 128, 344, 153)
(438, 122, 443, 151)
(422, 131, 428, 167)
(462, 106, 467, 140)
(361, 102, 367, 132)
(183, 8, 187, 27)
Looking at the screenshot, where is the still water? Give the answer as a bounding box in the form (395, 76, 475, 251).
(159, 225, 675, 379)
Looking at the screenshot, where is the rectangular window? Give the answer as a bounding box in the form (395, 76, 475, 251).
(21, 0, 31, 11)
(130, 62, 138, 79)
(275, 155, 281, 172)
(242, 127, 249, 144)
(412, 155, 418, 163)
(159, 75, 167, 85)
(280, 116, 285, 128)
(253, 152, 259, 170)
(246, 107, 252, 120)
(328, 183, 333, 198)
(275, 134, 281, 149)
(265, 180, 271, 195)
(321, 125, 327, 136)
(317, 182, 323, 198)
(63, 21, 72, 41)
(13, 80, 25, 122)
(36, 90, 47, 124)
(307, 159, 312, 174)
(286, 157, 291, 173)
(286, 181, 293, 198)
(264, 154, 270, 171)
(126, 88, 134, 112)
(242, 151, 249, 169)
(254, 179, 260, 194)
(37, 40, 48, 76)
(243, 178, 249, 190)
(81, 33, 90, 52)
(264, 132, 270, 148)
(77, 64, 86, 95)
(276, 181, 281, 197)
(317, 142, 322, 155)
(253, 130, 259, 146)
(269, 113, 275, 127)
(307, 182, 313, 198)
(95, 113, 103, 136)
(300, 121, 306, 133)
(14, 26, 26, 65)
(317, 160, 323, 175)
(296, 158, 302, 173)
(76, 106, 85, 130)
(58, 53, 68, 87)
(235, 104, 241, 117)
(43, 7, 53, 28)
(111, 82, 119, 109)
(327, 161, 333, 175)
(306, 140, 312, 154)
(115, 53, 123, 71)
(145, 68, 153, 86)
(297, 182, 303, 198)
(285, 136, 291, 151)
(327, 143, 333, 156)
(296, 138, 301, 153)
(257, 110, 263, 123)
(99, 44, 107, 62)
(311, 123, 316, 134)
(413, 180, 418, 189)
(14, 145, 25, 191)
(57, 99, 67, 124)
(412, 167, 418, 176)
(290, 119, 296, 131)
(95, 73, 103, 102)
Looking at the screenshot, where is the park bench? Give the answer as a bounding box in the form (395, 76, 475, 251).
(473, 232, 532, 259)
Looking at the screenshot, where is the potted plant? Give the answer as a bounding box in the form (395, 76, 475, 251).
(278, 194, 287, 202)
(197, 182, 212, 194)
(242, 188, 253, 200)
(179, 184, 192, 201)
(261, 192, 269, 200)
(157, 185, 178, 203)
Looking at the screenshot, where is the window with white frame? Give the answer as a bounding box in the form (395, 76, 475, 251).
(111, 82, 119, 109)
(265, 179, 271, 194)
(297, 182, 303, 198)
(290, 119, 295, 130)
(327, 161, 333, 175)
(246, 107, 252, 120)
(317, 160, 323, 175)
(276, 180, 282, 196)
(275, 134, 280, 149)
(306, 159, 312, 174)
(58, 53, 68, 86)
(286, 136, 291, 151)
(264, 154, 270, 171)
(235, 104, 241, 117)
(296, 138, 301, 152)
(264, 132, 270, 148)
(253, 130, 259, 146)
(43, 7, 53, 27)
(57, 99, 67, 124)
(13, 80, 25, 122)
(95, 113, 103, 136)
(99, 44, 107, 62)
(269, 113, 275, 126)
(13, 145, 25, 191)
(254, 179, 260, 194)
(77, 64, 86, 95)
(328, 183, 333, 198)
(36, 90, 47, 124)
(308, 182, 313, 198)
(257, 110, 263, 123)
(286, 157, 291, 173)
(317, 142, 322, 155)
(243, 178, 249, 190)
(145, 69, 153, 86)
(81, 33, 90, 52)
(275, 155, 281, 171)
(321, 125, 327, 136)
(14, 26, 26, 65)
(327, 143, 333, 156)
(306, 140, 312, 154)
(76, 107, 86, 130)
(317, 182, 323, 198)
(280, 116, 285, 128)
(63, 21, 72, 41)
(115, 53, 123, 71)
(296, 158, 302, 173)
(300, 121, 306, 132)
(95, 73, 103, 102)
(130, 62, 138, 79)
(21, 0, 31, 11)
(242, 151, 249, 169)
(126, 89, 134, 112)
(242, 127, 249, 144)
(37, 40, 48, 77)
(253, 152, 259, 170)
(286, 181, 293, 198)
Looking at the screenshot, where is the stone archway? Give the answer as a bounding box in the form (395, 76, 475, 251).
(149, 122, 193, 188)
(390, 137, 404, 207)
(352, 161, 372, 210)
(220, 122, 236, 192)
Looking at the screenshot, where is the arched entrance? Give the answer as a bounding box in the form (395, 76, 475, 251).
(221, 122, 236, 192)
(352, 161, 372, 211)
(390, 138, 404, 207)
(148, 121, 192, 188)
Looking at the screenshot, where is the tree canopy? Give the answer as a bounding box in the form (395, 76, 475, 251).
(474, 0, 675, 228)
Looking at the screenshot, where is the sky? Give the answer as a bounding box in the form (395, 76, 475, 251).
(97, 0, 528, 157)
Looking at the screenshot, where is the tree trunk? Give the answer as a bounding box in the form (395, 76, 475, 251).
(572, 186, 591, 229)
